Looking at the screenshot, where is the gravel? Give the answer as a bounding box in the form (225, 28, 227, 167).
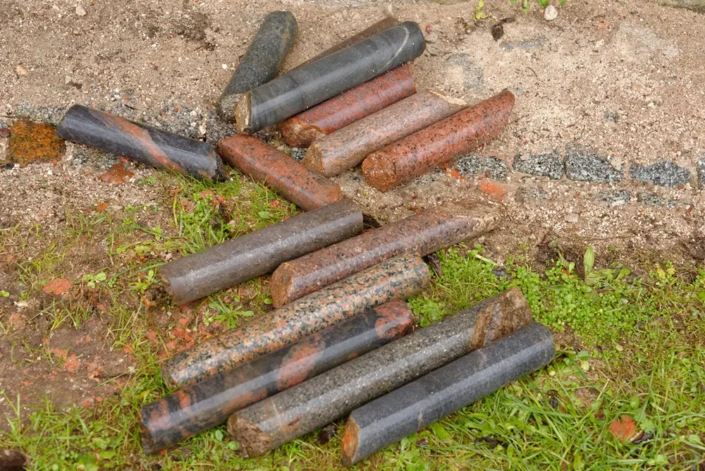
(629, 161, 691, 187)
(637, 192, 678, 209)
(698, 156, 705, 189)
(514, 186, 550, 202)
(565, 146, 623, 183)
(598, 189, 631, 207)
(513, 151, 563, 180)
(455, 155, 509, 181)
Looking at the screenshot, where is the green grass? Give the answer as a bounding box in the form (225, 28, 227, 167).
(1, 174, 703, 470)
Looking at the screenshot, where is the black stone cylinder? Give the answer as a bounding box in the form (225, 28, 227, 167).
(341, 322, 555, 466)
(56, 105, 226, 181)
(140, 301, 414, 454)
(159, 198, 363, 305)
(217, 11, 298, 121)
(235, 21, 426, 133)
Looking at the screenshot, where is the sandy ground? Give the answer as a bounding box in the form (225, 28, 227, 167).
(1, 0, 704, 257)
(1, 0, 704, 426)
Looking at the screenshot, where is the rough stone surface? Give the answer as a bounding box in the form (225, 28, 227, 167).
(290, 148, 306, 162)
(513, 151, 563, 180)
(629, 161, 691, 187)
(565, 147, 623, 183)
(455, 155, 509, 181)
(637, 192, 679, 209)
(698, 156, 705, 189)
(598, 189, 631, 207)
(655, 0, 705, 13)
(514, 186, 550, 202)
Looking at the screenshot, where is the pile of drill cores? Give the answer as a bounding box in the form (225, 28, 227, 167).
(54, 10, 552, 465)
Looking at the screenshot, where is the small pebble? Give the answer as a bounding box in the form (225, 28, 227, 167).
(544, 5, 558, 21)
(425, 32, 438, 43)
(565, 213, 579, 224)
(76, 5, 86, 16)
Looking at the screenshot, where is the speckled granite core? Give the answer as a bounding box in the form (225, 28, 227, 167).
(342, 322, 554, 466)
(161, 254, 430, 388)
(270, 202, 498, 307)
(216, 134, 343, 210)
(302, 90, 463, 177)
(228, 288, 533, 457)
(362, 90, 515, 192)
(282, 65, 416, 149)
(140, 302, 413, 454)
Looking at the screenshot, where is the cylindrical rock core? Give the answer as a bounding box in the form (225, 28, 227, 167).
(159, 199, 362, 305)
(217, 11, 298, 122)
(217, 134, 343, 210)
(292, 17, 400, 70)
(341, 322, 555, 466)
(162, 254, 430, 388)
(235, 22, 426, 134)
(362, 89, 516, 191)
(271, 202, 498, 308)
(56, 105, 226, 181)
(227, 288, 533, 457)
(140, 302, 414, 454)
(303, 90, 466, 177)
(280, 65, 416, 149)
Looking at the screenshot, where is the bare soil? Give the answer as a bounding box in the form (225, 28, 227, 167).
(1, 0, 704, 427)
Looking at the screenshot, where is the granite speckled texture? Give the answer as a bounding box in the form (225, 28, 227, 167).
(302, 90, 465, 177)
(235, 22, 426, 133)
(159, 199, 362, 306)
(270, 202, 498, 307)
(281, 65, 416, 149)
(56, 105, 226, 180)
(362, 90, 515, 192)
(140, 302, 414, 454)
(216, 134, 343, 210)
(228, 288, 533, 457)
(161, 254, 430, 388)
(216, 11, 298, 121)
(341, 322, 555, 466)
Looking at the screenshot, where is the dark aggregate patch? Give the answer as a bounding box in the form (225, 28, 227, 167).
(513, 151, 563, 180)
(603, 110, 620, 122)
(598, 189, 631, 207)
(565, 146, 622, 183)
(637, 192, 679, 209)
(698, 156, 705, 189)
(630, 161, 691, 187)
(455, 155, 508, 181)
(289, 148, 306, 162)
(500, 39, 544, 51)
(514, 186, 550, 202)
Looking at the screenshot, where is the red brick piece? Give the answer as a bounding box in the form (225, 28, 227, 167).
(281, 65, 416, 148)
(217, 134, 343, 210)
(362, 90, 515, 192)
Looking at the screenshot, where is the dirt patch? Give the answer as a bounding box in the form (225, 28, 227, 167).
(0, 0, 704, 426)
